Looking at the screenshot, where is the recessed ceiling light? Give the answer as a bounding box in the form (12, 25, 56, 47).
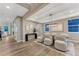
(6, 6, 10, 9)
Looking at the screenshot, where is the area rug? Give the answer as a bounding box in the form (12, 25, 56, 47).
(34, 40, 75, 56)
(33, 41, 65, 56)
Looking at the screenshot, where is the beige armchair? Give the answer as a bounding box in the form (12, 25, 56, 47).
(54, 35, 68, 52)
(37, 36, 44, 43)
(43, 32, 53, 45)
(44, 37, 53, 45)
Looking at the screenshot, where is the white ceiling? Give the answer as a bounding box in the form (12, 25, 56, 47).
(0, 3, 28, 25)
(18, 3, 48, 19)
(18, 3, 43, 10)
(27, 3, 79, 23)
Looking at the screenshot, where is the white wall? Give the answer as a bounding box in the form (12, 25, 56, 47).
(48, 18, 79, 42)
(8, 22, 13, 35)
(63, 19, 79, 42)
(35, 23, 44, 36)
(23, 17, 79, 42)
(22, 20, 44, 42)
(23, 20, 36, 42)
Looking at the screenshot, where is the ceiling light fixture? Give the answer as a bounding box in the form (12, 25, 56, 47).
(6, 6, 10, 9)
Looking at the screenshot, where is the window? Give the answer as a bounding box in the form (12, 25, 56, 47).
(68, 18, 79, 32)
(44, 24, 49, 32)
(4, 26, 8, 32)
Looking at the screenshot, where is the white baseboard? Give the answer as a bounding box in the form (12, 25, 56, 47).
(22, 39, 26, 42)
(16, 40, 22, 43)
(69, 40, 79, 44)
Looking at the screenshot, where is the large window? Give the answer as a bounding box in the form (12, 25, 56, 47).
(68, 18, 79, 32)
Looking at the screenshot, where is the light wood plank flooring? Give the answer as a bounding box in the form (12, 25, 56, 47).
(74, 43, 79, 56)
(0, 36, 64, 56)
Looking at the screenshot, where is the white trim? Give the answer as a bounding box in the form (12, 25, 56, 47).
(23, 39, 25, 42)
(16, 40, 22, 43)
(68, 40, 79, 43)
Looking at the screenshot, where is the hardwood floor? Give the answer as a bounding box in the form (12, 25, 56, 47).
(74, 43, 79, 56)
(0, 36, 64, 56)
